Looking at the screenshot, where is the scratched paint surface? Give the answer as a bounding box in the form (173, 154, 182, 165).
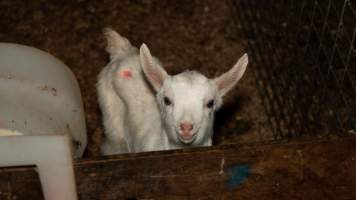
(227, 164, 251, 189)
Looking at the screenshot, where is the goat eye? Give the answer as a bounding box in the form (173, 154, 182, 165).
(163, 96, 172, 106)
(206, 99, 215, 108)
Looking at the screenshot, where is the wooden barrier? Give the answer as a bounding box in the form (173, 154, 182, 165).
(1, 136, 355, 199)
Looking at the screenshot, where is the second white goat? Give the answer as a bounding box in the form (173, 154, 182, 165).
(97, 28, 248, 155)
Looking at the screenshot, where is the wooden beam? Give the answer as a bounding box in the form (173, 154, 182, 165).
(1, 136, 356, 200)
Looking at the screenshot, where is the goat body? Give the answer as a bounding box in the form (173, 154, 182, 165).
(97, 29, 248, 155)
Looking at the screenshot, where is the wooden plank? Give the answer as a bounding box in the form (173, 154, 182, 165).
(1, 136, 356, 200)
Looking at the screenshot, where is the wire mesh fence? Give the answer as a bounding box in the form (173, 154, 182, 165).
(231, 0, 356, 139)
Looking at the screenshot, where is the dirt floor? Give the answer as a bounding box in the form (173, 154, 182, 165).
(0, 0, 272, 157)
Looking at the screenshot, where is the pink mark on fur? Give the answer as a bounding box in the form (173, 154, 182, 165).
(119, 70, 132, 78)
(0, 119, 4, 128)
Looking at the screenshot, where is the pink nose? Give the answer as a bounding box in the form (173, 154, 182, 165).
(180, 123, 193, 134)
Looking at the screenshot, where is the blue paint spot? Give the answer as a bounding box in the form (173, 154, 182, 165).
(227, 164, 251, 189)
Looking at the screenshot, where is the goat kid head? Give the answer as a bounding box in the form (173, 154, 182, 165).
(140, 44, 248, 146)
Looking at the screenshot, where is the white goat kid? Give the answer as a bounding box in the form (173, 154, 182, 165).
(97, 28, 248, 155)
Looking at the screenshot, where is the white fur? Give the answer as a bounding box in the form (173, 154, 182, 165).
(97, 28, 248, 155)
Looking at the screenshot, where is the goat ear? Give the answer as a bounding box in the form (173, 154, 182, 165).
(140, 43, 168, 91)
(213, 53, 248, 96)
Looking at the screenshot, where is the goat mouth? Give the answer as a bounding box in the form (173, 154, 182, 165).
(177, 133, 197, 144)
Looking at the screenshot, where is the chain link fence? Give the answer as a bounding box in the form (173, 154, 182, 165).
(231, 0, 355, 139)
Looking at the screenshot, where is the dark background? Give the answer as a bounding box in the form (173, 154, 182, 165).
(0, 0, 271, 157)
